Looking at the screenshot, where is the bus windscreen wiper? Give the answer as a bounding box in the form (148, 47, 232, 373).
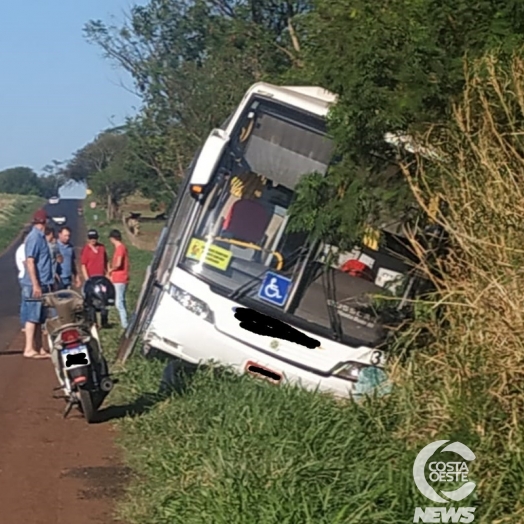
(228, 245, 308, 302)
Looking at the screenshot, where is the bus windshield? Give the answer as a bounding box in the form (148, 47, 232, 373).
(178, 97, 332, 297)
(177, 96, 424, 345)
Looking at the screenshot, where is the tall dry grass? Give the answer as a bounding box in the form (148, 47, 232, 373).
(388, 52, 524, 519)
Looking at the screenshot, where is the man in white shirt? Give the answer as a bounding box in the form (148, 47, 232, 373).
(16, 229, 30, 330)
(16, 240, 26, 279)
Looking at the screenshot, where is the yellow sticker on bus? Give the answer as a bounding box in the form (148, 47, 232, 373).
(362, 226, 380, 251)
(186, 238, 232, 271)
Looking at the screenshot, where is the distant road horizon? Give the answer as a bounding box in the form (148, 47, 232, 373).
(59, 180, 86, 200)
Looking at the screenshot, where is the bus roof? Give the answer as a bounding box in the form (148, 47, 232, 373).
(242, 82, 337, 118)
(242, 82, 440, 161)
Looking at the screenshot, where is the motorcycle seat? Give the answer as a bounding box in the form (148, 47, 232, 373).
(45, 294, 85, 335)
(46, 294, 84, 312)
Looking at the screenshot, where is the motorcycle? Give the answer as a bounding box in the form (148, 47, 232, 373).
(29, 279, 115, 422)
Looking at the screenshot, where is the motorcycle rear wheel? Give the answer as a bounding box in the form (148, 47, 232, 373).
(78, 387, 97, 423)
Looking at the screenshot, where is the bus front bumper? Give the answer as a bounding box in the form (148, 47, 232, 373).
(142, 300, 365, 399)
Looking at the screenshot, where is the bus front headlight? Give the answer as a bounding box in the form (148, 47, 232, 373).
(332, 362, 368, 382)
(167, 284, 215, 323)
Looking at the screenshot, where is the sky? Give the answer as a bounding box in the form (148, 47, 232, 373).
(0, 0, 146, 183)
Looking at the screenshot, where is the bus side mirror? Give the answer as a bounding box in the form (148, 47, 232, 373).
(189, 128, 230, 198)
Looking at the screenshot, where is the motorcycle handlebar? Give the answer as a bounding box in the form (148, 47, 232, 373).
(24, 293, 54, 304)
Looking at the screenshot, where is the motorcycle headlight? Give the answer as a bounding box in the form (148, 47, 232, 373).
(332, 362, 368, 382)
(167, 284, 214, 323)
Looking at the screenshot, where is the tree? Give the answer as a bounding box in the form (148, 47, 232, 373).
(37, 175, 61, 199)
(288, 0, 524, 247)
(0, 165, 67, 198)
(63, 131, 138, 219)
(39, 160, 66, 198)
(65, 130, 126, 182)
(89, 160, 137, 220)
(0, 167, 41, 196)
(84, 0, 308, 193)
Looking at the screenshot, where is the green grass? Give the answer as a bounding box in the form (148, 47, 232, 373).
(0, 193, 44, 252)
(114, 371, 423, 524)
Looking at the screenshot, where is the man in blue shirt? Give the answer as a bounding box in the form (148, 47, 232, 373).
(56, 226, 80, 290)
(22, 209, 53, 359)
(45, 226, 62, 288)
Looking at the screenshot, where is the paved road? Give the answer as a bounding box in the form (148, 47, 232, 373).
(0, 199, 83, 352)
(0, 199, 126, 524)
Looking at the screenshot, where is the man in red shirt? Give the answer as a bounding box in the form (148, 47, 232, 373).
(80, 229, 109, 327)
(108, 229, 129, 329)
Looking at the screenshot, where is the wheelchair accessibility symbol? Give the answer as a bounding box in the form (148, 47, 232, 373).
(258, 272, 292, 307)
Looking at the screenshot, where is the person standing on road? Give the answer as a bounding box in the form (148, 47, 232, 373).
(16, 228, 30, 332)
(108, 229, 129, 329)
(45, 227, 62, 290)
(56, 226, 80, 290)
(21, 210, 53, 359)
(80, 229, 109, 327)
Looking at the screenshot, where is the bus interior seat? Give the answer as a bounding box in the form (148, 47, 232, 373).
(222, 199, 271, 244)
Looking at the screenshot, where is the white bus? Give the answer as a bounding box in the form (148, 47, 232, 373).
(117, 82, 431, 398)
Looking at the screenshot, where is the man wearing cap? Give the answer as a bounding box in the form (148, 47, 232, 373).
(80, 229, 109, 327)
(21, 209, 53, 359)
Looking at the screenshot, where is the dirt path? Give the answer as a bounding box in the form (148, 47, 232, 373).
(0, 200, 128, 524)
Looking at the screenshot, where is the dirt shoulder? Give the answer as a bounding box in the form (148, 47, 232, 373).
(0, 332, 128, 524)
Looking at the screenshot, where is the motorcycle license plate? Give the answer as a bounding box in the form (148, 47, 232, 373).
(61, 345, 91, 370)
